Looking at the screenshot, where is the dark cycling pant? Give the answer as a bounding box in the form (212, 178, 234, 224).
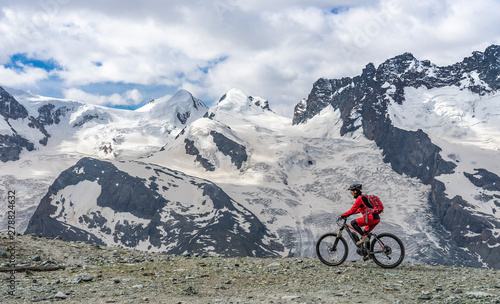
(351, 214, 380, 236)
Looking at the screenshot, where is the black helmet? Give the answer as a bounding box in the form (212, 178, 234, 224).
(348, 184, 362, 192)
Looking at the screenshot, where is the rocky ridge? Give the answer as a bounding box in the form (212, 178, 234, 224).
(24, 157, 282, 257)
(1, 234, 499, 304)
(292, 44, 500, 269)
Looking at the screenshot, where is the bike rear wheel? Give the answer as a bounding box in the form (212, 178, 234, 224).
(316, 233, 348, 266)
(369, 233, 405, 268)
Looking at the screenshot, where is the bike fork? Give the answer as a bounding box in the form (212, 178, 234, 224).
(332, 229, 343, 250)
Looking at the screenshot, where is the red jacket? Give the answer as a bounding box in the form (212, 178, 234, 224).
(342, 196, 371, 217)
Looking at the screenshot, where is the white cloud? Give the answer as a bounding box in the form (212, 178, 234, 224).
(63, 88, 143, 107)
(125, 89, 143, 104)
(0, 65, 50, 88)
(1, 0, 500, 117)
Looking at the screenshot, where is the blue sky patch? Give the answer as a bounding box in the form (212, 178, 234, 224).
(330, 7, 349, 14)
(198, 56, 229, 74)
(4, 53, 62, 72)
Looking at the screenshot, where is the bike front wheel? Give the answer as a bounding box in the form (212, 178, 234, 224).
(370, 233, 405, 268)
(316, 233, 348, 266)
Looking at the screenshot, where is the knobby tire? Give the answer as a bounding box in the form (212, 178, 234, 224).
(369, 233, 405, 268)
(316, 233, 348, 266)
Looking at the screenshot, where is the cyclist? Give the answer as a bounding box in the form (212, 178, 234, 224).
(341, 184, 380, 246)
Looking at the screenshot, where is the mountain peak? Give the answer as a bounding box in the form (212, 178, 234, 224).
(171, 89, 196, 103)
(396, 52, 416, 61)
(212, 89, 272, 115)
(143, 89, 208, 125)
(295, 44, 500, 125)
(484, 44, 500, 58)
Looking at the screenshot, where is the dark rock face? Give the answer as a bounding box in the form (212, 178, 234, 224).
(429, 180, 500, 269)
(25, 158, 168, 244)
(292, 44, 500, 268)
(461, 169, 500, 267)
(1, 86, 72, 160)
(183, 132, 248, 171)
(0, 134, 35, 162)
(25, 158, 283, 257)
(248, 96, 272, 112)
(35, 104, 70, 126)
(376, 127, 456, 184)
(293, 58, 457, 184)
(28, 103, 71, 146)
(177, 111, 190, 124)
(184, 138, 216, 171)
(210, 131, 247, 169)
(464, 169, 500, 192)
(0, 87, 35, 161)
(0, 86, 29, 120)
(72, 114, 105, 128)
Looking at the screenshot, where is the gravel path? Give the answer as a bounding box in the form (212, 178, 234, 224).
(1, 234, 499, 303)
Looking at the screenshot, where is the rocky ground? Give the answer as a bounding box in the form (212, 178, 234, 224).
(0, 233, 499, 304)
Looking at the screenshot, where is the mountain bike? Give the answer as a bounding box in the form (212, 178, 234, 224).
(316, 216, 405, 268)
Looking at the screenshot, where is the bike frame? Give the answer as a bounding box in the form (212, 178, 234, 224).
(337, 217, 387, 255)
(338, 220, 361, 244)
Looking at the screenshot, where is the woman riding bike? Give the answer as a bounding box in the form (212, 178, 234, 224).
(317, 186, 404, 268)
(341, 184, 380, 248)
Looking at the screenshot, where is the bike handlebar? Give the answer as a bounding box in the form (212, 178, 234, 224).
(336, 215, 347, 226)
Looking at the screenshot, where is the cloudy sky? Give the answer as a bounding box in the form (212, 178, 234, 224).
(1, 0, 499, 117)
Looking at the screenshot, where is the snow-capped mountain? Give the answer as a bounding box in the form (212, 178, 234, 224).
(147, 88, 491, 266)
(1, 87, 208, 161)
(24, 157, 282, 256)
(137, 89, 207, 125)
(3, 45, 500, 268)
(293, 44, 500, 268)
(0, 88, 208, 232)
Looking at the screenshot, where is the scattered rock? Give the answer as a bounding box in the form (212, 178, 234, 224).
(30, 254, 41, 261)
(183, 286, 197, 295)
(1, 233, 498, 304)
(417, 294, 432, 300)
(467, 291, 493, 298)
(79, 273, 96, 282)
(54, 291, 68, 299)
(281, 295, 300, 300)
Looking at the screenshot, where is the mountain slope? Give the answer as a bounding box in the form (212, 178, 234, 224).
(148, 89, 481, 266)
(292, 44, 500, 268)
(3, 46, 500, 269)
(25, 157, 283, 256)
